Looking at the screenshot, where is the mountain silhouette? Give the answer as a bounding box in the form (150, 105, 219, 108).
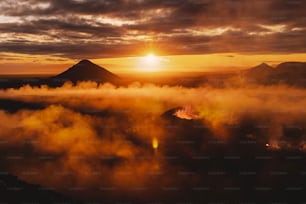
(274, 62, 306, 75)
(269, 62, 306, 86)
(241, 63, 274, 84)
(240, 62, 306, 86)
(53, 59, 120, 84)
(246, 63, 274, 76)
(2, 60, 306, 88)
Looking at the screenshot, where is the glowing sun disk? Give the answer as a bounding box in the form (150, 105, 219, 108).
(135, 52, 163, 72)
(145, 53, 157, 64)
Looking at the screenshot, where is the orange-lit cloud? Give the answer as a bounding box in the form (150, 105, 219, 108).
(0, 82, 306, 201)
(0, 0, 306, 61)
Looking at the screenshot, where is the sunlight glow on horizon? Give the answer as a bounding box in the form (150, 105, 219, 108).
(2, 52, 306, 75)
(135, 52, 165, 72)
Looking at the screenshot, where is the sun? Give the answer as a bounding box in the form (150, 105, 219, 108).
(145, 53, 158, 65)
(136, 52, 163, 72)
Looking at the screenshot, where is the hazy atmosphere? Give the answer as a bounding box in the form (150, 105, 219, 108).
(1, 0, 306, 203)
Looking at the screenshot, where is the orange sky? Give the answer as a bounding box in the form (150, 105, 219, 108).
(1, 0, 306, 75)
(1, 52, 306, 75)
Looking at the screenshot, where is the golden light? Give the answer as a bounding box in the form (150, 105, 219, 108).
(135, 52, 163, 72)
(152, 138, 159, 149)
(145, 53, 157, 64)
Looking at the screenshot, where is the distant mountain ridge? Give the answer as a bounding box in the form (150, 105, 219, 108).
(243, 61, 306, 86)
(52, 59, 120, 84)
(246, 63, 274, 76)
(1, 60, 306, 88)
(244, 63, 274, 82)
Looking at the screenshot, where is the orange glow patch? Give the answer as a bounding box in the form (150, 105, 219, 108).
(3, 52, 306, 74)
(152, 138, 159, 149)
(134, 53, 165, 72)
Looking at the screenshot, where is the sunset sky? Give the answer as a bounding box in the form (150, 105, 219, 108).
(1, 0, 306, 74)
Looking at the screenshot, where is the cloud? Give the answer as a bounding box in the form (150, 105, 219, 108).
(0, 0, 306, 58)
(0, 82, 306, 201)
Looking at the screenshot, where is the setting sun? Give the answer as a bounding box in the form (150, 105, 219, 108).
(135, 53, 163, 72)
(144, 53, 157, 65)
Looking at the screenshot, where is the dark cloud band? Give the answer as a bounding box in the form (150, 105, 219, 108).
(0, 0, 306, 58)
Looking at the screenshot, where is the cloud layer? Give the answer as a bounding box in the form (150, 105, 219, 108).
(1, 0, 306, 58)
(0, 82, 306, 201)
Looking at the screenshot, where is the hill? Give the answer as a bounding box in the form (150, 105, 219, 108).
(52, 59, 120, 84)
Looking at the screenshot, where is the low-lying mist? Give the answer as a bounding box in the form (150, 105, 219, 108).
(0, 82, 306, 202)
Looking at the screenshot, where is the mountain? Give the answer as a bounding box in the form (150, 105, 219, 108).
(52, 59, 120, 84)
(240, 62, 306, 87)
(242, 63, 274, 83)
(269, 62, 306, 86)
(245, 63, 274, 77)
(274, 62, 306, 75)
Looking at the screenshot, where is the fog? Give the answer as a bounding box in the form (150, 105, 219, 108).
(0, 82, 306, 201)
